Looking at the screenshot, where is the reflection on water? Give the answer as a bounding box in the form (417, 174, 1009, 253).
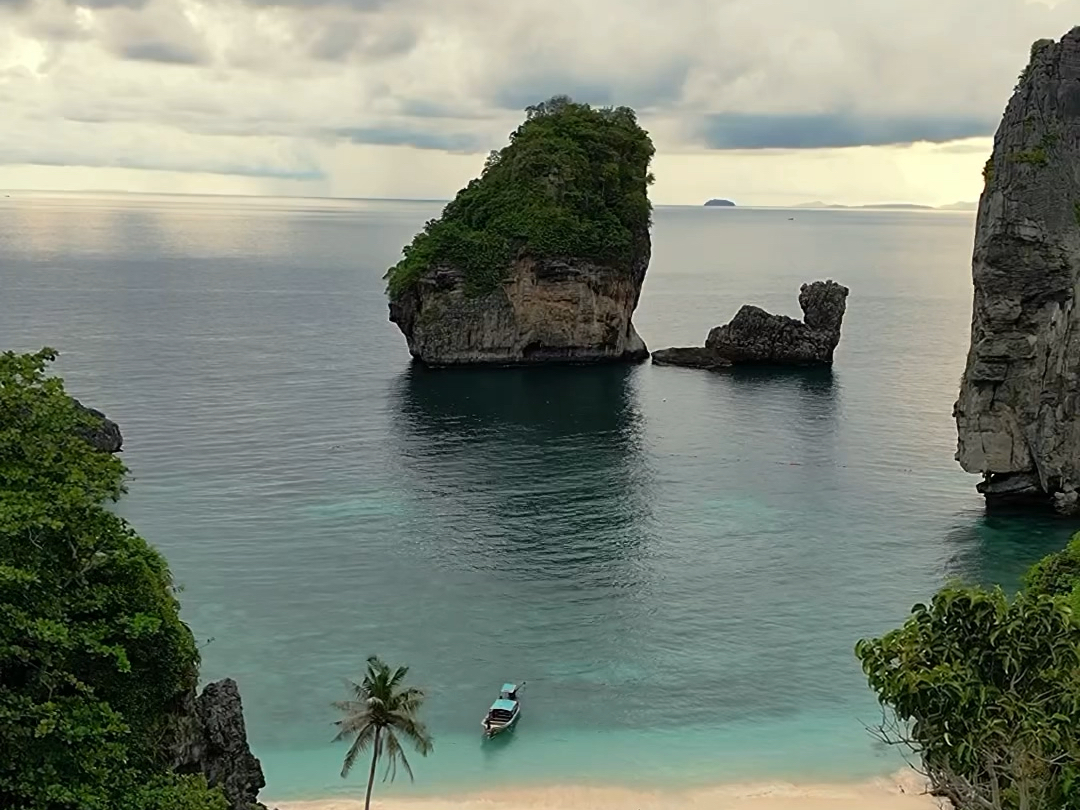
(392, 364, 655, 581)
(386, 364, 666, 731)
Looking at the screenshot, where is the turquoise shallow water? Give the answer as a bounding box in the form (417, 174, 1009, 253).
(2, 193, 1078, 801)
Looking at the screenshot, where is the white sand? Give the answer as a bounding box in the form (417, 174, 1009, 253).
(273, 770, 942, 810)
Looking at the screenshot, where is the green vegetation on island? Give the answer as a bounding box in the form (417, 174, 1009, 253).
(334, 655, 433, 810)
(856, 535, 1080, 810)
(384, 95, 655, 299)
(0, 349, 225, 810)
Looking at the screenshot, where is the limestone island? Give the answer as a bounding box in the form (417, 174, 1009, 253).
(652, 280, 849, 369)
(955, 29, 1080, 514)
(704, 199, 736, 207)
(385, 95, 655, 366)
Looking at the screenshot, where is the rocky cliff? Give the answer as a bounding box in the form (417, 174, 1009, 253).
(954, 30, 1080, 513)
(74, 399, 123, 453)
(385, 96, 655, 366)
(389, 247, 650, 366)
(168, 679, 268, 810)
(652, 280, 849, 368)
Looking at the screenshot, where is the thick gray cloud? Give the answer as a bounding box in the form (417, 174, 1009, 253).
(67, 0, 150, 8)
(491, 60, 692, 113)
(240, 0, 389, 6)
(700, 112, 998, 149)
(119, 40, 205, 64)
(14, 152, 325, 178)
(335, 126, 484, 152)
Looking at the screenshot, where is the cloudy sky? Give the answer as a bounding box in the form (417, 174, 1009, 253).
(0, 0, 1075, 205)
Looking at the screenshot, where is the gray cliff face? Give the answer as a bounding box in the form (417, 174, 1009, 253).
(388, 232, 650, 366)
(651, 280, 849, 369)
(73, 399, 122, 453)
(169, 679, 267, 810)
(954, 29, 1080, 513)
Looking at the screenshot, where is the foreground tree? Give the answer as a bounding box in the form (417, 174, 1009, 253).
(333, 656, 434, 810)
(856, 574, 1080, 810)
(0, 348, 225, 810)
(1025, 532, 1080, 611)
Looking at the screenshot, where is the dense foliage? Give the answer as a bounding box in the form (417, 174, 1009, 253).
(333, 655, 433, 810)
(0, 348, 225, 810)
(1025, 532, 1080, 612)
(856, 545, 1080, 810)
(384, 95, 655, 298)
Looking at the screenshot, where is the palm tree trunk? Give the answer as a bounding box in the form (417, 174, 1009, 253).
(364, 728, 381, 810)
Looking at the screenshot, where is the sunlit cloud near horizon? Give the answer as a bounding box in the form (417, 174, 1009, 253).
(0, 0, 1075, 205)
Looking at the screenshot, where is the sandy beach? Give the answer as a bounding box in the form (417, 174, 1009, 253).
(273, 770, 942, 810)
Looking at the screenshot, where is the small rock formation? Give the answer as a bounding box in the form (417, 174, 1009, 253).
(73, 399, 123, 453)
(650, 346, 733, 369)
(389, 250, 650, 366)
(169, 679, 267, 810)
(954, 29, 1080, 513)
(651, 280, 849, 369)
(704, 198, 736, 207)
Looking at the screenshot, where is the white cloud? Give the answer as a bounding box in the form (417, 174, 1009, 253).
(0, 0, 1073, 203)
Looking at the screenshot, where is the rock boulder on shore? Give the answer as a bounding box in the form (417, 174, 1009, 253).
(168, 678, 267, 810)
(73, 399, 123, 453)
(651, 280, 849, 369)
(954, 29, 1080, 513)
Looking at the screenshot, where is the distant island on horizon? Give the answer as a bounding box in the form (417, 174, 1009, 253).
(793, 200, 977, 211)
(704, 198, 736, 207)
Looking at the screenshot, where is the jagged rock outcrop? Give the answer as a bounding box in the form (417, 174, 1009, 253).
(651, 280, 849, 369)
(169, 679, 267, 810)
(389, 248, 651, 366)
(954, 30, 1080, 513)
(73, 399, 122, 453)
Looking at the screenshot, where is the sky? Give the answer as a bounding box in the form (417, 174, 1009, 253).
(0, 0, 1076, 205)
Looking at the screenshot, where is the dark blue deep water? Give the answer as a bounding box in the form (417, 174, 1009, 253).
(2, 193, 1076, 800)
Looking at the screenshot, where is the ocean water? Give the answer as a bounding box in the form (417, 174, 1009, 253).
(2, 192, 1078, 802)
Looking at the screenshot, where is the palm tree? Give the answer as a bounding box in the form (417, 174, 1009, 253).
(333, 656, 434, 810)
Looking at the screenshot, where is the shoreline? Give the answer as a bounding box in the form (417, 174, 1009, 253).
(272, 769, 941, 810)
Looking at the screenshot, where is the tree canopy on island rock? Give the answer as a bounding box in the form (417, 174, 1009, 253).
(384, 95, 655, 299)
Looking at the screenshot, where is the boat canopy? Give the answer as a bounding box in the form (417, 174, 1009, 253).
(500, 683, 517, 695)
(489, 699, 517, 713)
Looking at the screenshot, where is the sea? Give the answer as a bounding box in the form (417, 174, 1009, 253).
(2, 191, 1077, 802)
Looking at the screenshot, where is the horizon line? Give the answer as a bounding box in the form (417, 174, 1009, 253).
(0, 188, 978, 211)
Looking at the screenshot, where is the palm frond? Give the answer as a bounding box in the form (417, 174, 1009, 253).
(381, 730, 415, 783)
(338, 722, 377, 778)
(346, 678, 370, 701)
(387, 712, 434, 755)
(388, 664, 410, 691)
(390, 686, 426, 715)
